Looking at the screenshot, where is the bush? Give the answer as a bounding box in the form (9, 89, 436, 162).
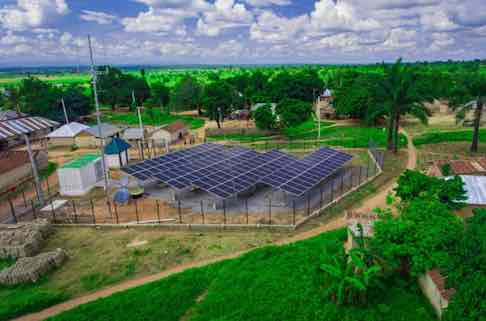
(253, 104, 276, 130)
(413, 129, 486, 146)
(276, 99, 312, 128)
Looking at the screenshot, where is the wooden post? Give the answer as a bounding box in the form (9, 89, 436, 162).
(50, 199, 56, 222)
(178, 200, 182, 224)
(22, 190, 27, 208)
(306, 193, 310, 216)
(135, 200, 139, 224)
(72, 200, 78, 223)
(114, 202, 119, 224)
(156, 200, 161, 224)
(319, 185, 323, 208)
(24, 134, 44, 205)
(292, 200, 296, 226)
(245, 199, 249, 225)
(268, 198, 272, 225)
(330, 178, 335, 201)
(31, 200, 37, 219)
(200, 200, 204, 224)
(90, 199, 96, 224)
(223, 200, 227, 225)
(46, 175, 51, 195)
(8, 197, 17, 224)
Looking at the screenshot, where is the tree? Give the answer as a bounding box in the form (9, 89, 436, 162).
(321, 247, 383, 305)
(394, 170, 467, 210)
(150, 83, 170, 109)
(276, 99, 312, 128)
(202, 81, 239, 128)
(18, 76, 60, 119)
(60, 85, 93, 121)
(450, 72, 486, 153)
(377, 59, 432, 153)
(270, 69, 324, 103)
(253, 104, 276, 130)
(371, 199, 463, 277)
(1, 85, 21, 112)
(170, 76, 202, 114)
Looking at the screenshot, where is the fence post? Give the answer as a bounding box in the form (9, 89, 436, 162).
(292, 200, 296, 226)
(46, 175, 51, 196)
(156, 200, 161, 224)
(114, 202, 119, 224)
(223, 200, 227, 225)
(8, 197, 17, 224)
(306, 194, 310, 216)
(268, 198, 272, 225)
(245, 199, 249, 225)
(359, 166, 362, 185)
(31, 200, 37, 219)
(340, 173, 344, 196)
(319, 185, 323, 208)
(367, 156, 370, 178)
(135, 200, 140, 224)
(50, 199, 56, 222)
(72, 200, 78, 224)
(178, 200, 182, 224)
(90, 199, 96, 224)
(331, 178, 335, 202)
(200, 200, 204, 224)
(22, 190, 27, 208)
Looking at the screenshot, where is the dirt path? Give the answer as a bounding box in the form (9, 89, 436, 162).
(14, 130, 417, 321)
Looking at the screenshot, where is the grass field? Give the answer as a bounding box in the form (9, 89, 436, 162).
(101, 109, 205, 129)
(413, 129, 486, 146)
(47, 229, 435, 321)
(0, 228, 286, 320)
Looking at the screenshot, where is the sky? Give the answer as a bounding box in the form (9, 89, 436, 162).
(0, 0, 485, 67)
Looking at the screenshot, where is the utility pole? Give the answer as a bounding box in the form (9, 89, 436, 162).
(88, 35, 109, 193)
(24, 134, 45, 206)
(134, 90, 146, 160)
(61, 98, 69, 124)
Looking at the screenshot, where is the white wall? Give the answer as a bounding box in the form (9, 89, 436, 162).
(58, 159, 103, 196)
(105, 153, 128, 169)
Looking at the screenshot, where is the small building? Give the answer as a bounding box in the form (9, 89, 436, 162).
(46, 122, 90, 147)
(451, 175, 486, 217)
(0, 150, 48, 191)
(76, 123, 124, 148)
(427, 159, 486, 177)
(104, 137, 131, 168)
(345, 211, 379, 252)
(315, 89, 336, 119)
(418, 269, 455, 319)
(150, 120, 187, 145)
(58, 154, 104, 196)
(0, 113, 59, 150)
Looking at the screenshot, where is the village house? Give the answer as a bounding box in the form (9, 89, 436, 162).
(150, 120, 188, 145)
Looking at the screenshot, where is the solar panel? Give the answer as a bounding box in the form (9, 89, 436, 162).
(122, 143, 352, 199)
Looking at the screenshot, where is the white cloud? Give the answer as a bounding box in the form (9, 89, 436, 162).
(250, 11, 308, 43)
(122, 8, 192, 33)
(80, 10, 117, 25)
(381, 28, 417, 49)
(0, 31, 27, 45)
(244, 0, 291, 7)
(196, 0, 254, 36)
(310, 0, 381, 33)
(0, 0, 69, 31)
(420, 10, 459, 31)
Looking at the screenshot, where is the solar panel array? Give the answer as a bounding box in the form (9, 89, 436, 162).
(122, 143, 352, 199)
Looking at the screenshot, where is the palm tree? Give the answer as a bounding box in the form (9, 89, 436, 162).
(377, 59, 431, 153)
(452, 73, 486, 153)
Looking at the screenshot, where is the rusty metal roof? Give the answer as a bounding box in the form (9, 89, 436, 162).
(0, 116, 59, 140)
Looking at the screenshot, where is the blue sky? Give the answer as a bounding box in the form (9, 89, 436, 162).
(0, 0, 485, 66)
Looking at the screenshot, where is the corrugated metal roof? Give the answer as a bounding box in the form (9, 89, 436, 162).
(123, 127, 144, 140)
(61, 154, 100, 169)
(47, 122, 89, 138)
(457, 175, 486, 205)
(84, 123, 123, 138)
(0, 116, 59, 140)
(0, 110, 26, 121)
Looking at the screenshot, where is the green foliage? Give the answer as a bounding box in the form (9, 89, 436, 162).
(97, 66, 151, 110)
(443, 273, 486, 321)
(441, 163, 451, 176)
(0, 257, 15, 270)
(46, 230, 435, 321)
(413, 129, 486, 146)
(202, 80, 242, 128)
(276, 99, 312, 128)
(149, 82, 170, 108)
(377, 59, 432, 153)
(39, 162, 58, 179)
(372, 199, 463, 276)
(253, 104, 277, 130)
(102, 109, 204, 129)
(269, 68, 324, 103)
(0, 278, 68, 321)
(320, 247, 383, 305)
(170, 76, 202, 113)
(394, 170, 467, 209)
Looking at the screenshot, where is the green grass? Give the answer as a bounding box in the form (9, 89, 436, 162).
(0, 278, 68, 321)
(0, 258, 15, 270)
(47, 230, 435, 321)
(207, 133, 277, 142)
(283, 118, 335, 137)
(413, 129, 486, 146)
(101, 109, 205, 129)
(39, 162, 58, 179)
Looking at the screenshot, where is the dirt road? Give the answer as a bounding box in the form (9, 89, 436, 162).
(14, 130, 417, 321)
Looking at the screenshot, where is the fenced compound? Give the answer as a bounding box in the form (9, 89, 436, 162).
(2, 141, 385, 231)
